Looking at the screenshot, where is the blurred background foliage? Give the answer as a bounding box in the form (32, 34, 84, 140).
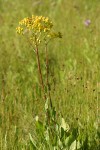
(0, 0, 100, 149)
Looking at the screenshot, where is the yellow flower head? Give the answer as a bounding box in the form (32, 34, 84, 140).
(16, 26, 23, 34)
(16, 15, 62, 44)
(17, 15, 53, 33)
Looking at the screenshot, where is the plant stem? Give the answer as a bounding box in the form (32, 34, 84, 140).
(35, 37, 46, 100)
(45, 43, 52, 108)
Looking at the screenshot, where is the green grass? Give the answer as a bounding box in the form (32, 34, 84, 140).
(0, 0, 100, 149)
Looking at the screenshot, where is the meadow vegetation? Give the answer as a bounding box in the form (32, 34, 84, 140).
(0, 0, 100, 149)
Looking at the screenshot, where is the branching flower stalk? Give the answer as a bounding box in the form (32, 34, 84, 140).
(16, 15, 62, 105)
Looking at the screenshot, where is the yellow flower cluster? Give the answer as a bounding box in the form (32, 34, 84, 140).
(16, 15, 53, 34)
(16, 15, 62, 43)
(16, 26, 23, 34)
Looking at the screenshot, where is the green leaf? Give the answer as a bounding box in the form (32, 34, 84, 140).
(29, 133, 38, 149)
(61, 118, 70, 132)
(45, 99, 49, 111)
(69, 140, 81, 150)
